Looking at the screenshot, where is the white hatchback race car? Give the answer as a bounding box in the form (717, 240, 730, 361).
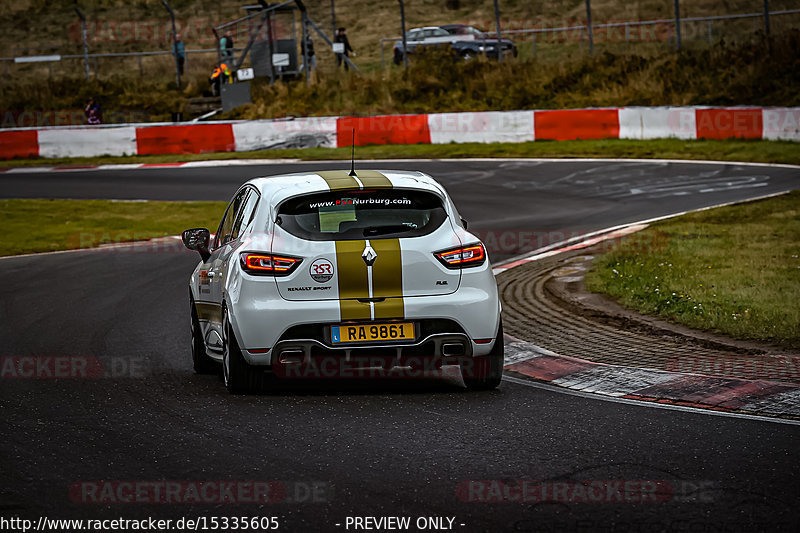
(182, 169, 503, 393)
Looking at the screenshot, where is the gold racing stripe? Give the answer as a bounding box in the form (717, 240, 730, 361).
(316, 170, 360, 190)
(371, 238, 405, 319)
(335, 240, 371, 321)
(194, 302, 222, 324)
(354, 170, 393, 189)
(324, 170, 402, 320)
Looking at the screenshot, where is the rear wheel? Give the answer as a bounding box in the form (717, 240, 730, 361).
(461, 321, 504, 390)
(191, 298, 218, 375)
(222, 306, 263, 394)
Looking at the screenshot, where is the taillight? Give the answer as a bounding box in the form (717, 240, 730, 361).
(239, 253, 302, 276)
(434, 243, 486, 269)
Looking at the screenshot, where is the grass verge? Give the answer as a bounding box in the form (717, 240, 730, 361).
(0, 199, 226, 257)
(2, 139, 799, 168)
(584, 191, 800, 348)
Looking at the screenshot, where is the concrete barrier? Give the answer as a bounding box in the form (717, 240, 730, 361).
(0, 107, 797, 160)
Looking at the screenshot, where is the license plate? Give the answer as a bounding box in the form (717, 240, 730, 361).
(331, 322, 415, 344)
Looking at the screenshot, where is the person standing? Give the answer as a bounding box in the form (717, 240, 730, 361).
(84, 97, 102, 125)
(334, 27, 354, 70)
(220, 30, 234, 61)
(209, 65, 222, 96)
(172, 33, 185, 75)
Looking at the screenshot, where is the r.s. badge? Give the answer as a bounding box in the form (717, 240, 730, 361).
(309, 258, 334, 283)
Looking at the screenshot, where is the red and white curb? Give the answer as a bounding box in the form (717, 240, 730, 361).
(493, 191, 800, 420)
(503, 335, 800, 419)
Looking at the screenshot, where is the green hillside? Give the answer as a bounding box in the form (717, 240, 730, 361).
(1, 1, 798, 124)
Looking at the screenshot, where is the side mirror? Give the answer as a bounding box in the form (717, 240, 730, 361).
(460, 217, 469, 230)
(182, 228, 211, 262)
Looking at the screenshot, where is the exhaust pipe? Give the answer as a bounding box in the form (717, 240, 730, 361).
(278, 349, 305, 365)
(441, 342, 465, 357)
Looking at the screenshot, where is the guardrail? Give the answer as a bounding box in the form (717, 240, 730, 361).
(1, 107, 798, 160)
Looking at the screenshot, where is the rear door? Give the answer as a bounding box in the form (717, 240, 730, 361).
(270, 178, 462, 321)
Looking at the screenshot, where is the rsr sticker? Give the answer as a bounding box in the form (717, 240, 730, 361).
(310, 258, 334, 283)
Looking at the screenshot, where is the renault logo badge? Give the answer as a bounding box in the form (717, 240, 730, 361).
(362, 245, 377, 266)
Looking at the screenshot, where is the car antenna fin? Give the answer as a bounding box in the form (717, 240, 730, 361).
(348, 128, 357, 177)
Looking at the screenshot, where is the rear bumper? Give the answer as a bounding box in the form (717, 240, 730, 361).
(229, 283, 500, 366)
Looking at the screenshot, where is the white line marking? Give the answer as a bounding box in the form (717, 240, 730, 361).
(502, 375, 800, 426)
(3, 157, 798, 174)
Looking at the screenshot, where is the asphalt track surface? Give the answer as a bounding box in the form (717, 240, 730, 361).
(1, 159, 799, 532)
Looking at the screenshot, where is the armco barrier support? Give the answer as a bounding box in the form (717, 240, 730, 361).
(534, 109, 620, 141)
(38, 127, 137, 158)
(695, 108, 763, 140)
(762, 108, 800, 142)
(135, 124, 236, 155)
(232, 117, 338, 152)
(618, 107, 697, 140)
(0, 130, 38, 159)
(428, 111, 534, 144)
(338, 114, 431, 146)
(0, 107, 797, 160)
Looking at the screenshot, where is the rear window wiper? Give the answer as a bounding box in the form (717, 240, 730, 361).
(363, 225, 413, 237)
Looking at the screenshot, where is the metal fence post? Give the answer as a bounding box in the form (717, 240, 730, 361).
(330, 0, 336, 39)
(532, 33, 536, 57)
(763, 0, 771, 35)
(398, 0, 408, 68)
(707, 20, 712, 45)
(162, 1, 181, 89)
(493, 0, 503, 62)
(674, 0, 682, 50)
(301, 10, 310, 86)
(585, 0, 594, 56)
(74, 8, 90, 80)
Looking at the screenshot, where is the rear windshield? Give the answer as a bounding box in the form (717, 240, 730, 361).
(277, 189, 447, 241)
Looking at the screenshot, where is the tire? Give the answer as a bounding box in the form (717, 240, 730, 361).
(461, 50, 475, 61)
(190, 298, 218, 375)
(461, 321, 504, 390)
(222, 305, 263, 394)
